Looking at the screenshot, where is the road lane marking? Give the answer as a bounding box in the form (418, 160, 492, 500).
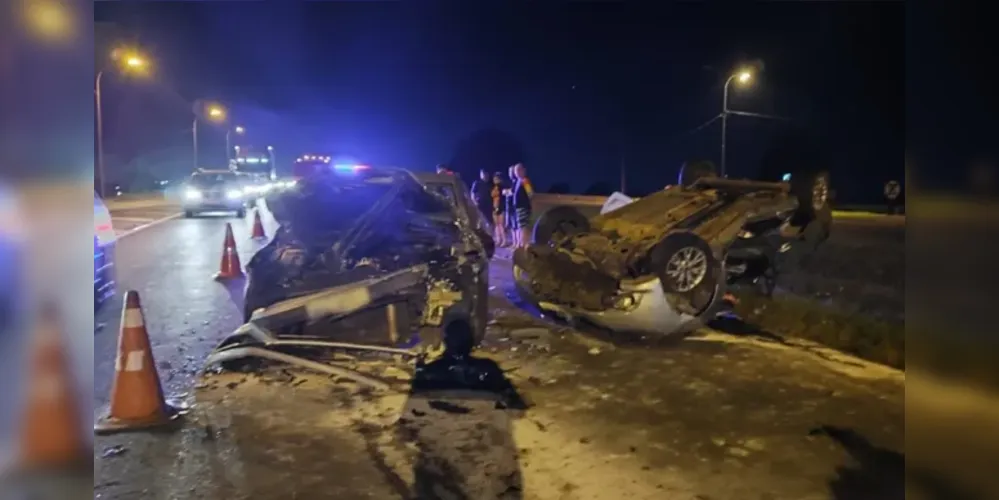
(115, 212, 182, 240)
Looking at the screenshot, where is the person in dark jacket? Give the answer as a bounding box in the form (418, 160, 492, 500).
(504, 165, 518, 245)
(470, 169, 493, 229)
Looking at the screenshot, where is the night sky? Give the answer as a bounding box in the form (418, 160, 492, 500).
(92, 3, 911, 203)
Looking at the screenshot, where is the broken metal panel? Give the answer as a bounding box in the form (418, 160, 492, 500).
(203, 346, 392, 390)
(248, 265, 430, 328)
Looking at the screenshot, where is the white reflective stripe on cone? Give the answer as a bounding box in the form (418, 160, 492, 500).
(115, 350, 145, 372)
(34, 374, 62, 401)
(123, 308, 144, 329)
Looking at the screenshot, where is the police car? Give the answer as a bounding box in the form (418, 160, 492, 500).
(95, 191, 116, 309)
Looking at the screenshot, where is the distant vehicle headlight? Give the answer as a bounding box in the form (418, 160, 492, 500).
(185, 189, 203, 200)
(226, 189, 243, 200)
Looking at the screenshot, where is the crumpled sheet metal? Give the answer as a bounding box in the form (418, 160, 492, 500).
(245, 264, 430, 331)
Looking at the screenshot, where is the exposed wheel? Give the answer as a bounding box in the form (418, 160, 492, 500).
(649, 232, 720, 314)
(532, 205, 590, 245)
(789, 170, 832, 241)
(678, 160, 718, 187)
(790, 170, 831, 218)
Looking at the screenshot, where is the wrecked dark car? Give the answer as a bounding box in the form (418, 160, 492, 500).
(513, 161, 831, 336)
(207, 167, 492, 378)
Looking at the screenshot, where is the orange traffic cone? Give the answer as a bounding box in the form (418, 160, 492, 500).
(251, 209, 267, 239)
(19, 302, 88, 469)
(213, 222, 244, 280)
(95, 291, 183, 434)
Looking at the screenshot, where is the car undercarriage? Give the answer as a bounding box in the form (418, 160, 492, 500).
(514, 171, 832, 335)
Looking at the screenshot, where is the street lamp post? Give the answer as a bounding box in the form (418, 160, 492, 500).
(193, 104, 226, 169)
(720, 70, 752, 177)
(226, 126, 245, 162)
(192, 118, 199, 170)
(96, 70, 106, 197)
(95, 53, 147, 197)
(266, 146, 276, 180)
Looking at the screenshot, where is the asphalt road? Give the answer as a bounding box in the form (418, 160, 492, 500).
(89, 201, 917, 500)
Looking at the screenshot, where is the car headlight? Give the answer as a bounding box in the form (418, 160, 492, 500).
(184, 189, 203, 200)
(225, 189, 243, 200)
(738, 230, 754, 239)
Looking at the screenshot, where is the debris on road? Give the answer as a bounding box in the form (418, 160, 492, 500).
(100, 445, 128, 459)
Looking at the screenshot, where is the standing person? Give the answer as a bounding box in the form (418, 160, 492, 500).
(505, 165, 519, 246)
(490, 172, 508, 247)
(513, 163, 534, 248)
(470, 169, 493, 230)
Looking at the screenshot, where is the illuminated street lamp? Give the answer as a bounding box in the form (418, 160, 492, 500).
(96, 49, 150, 197)
(225, 125, 246, 161)
(24, 1, 75, 44)
(720, 68, 754, 177)
(192, 102, 227, 169)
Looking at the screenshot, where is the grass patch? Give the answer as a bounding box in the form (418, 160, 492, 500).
(731, 292, 905, 369)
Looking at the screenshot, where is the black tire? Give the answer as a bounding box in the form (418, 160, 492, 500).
(532, 205, 590, 245)
(789, 170, 831, 220)
(476, 227, 496, 259)
(242, 274, 271, 323)
(184, 210, 195, 218)
(678, 160, 718, 187)
(787, 170, 832, 243)
(648, 232, 720, 314)
(236, 208, 247, 218)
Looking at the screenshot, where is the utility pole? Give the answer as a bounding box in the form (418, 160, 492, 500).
(192, 118, 199, 170)
(619, 154, 626, 194)
(95, 71, 106, 197)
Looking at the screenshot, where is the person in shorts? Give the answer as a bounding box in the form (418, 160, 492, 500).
(512, 163, 534, 248)
(490, 171, 508, 247)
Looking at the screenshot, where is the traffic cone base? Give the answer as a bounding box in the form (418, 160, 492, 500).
(95, 399, 186, 435)
(96, 291, 185, 435)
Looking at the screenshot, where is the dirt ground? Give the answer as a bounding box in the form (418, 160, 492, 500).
(87, 256, 917, 500)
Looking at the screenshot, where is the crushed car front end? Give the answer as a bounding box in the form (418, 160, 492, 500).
(209, 167, 490, 376)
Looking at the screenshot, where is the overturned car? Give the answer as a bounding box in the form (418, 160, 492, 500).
(513, 162, 831, 336)
(209, 167, 493, 377)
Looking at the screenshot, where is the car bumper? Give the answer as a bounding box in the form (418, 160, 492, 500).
(183, 198, 246, 211)
(512, 264, 707, 335)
